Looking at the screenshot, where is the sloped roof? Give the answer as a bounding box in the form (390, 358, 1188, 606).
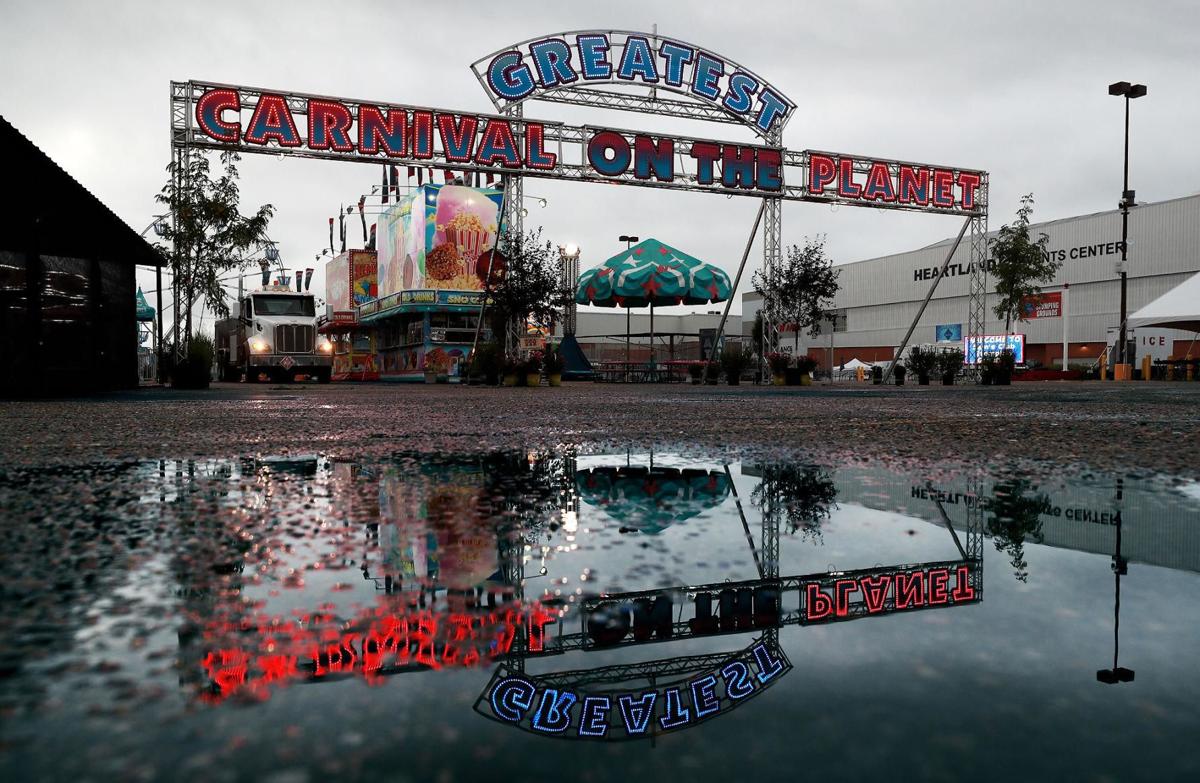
(0, 114, 163, 266)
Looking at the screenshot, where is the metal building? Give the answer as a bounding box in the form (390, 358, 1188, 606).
(0, 115, 163, 396)
(743, 193, 1200, 368)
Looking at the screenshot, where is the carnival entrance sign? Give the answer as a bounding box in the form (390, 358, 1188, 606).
(170, 30, 991, 361)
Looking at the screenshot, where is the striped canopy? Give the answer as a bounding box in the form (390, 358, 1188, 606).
(575, 238, 732, 308)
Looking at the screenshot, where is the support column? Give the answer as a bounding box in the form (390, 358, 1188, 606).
(965, 189, 990, 379)
(501, 104, 524, 355)
(760, 127, 783, 354)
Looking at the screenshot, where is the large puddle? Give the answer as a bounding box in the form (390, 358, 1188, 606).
(1, 448, 1198, 780)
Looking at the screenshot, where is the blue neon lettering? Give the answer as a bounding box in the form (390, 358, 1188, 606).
(488, 52, 535, 100)
(752, 642, 785, 683)
(690, 675, 720, 718)
(658, 41, 694, 86)
(721, 660, 755, 699)
(691, 53, 724, 99)
(578, 695, 611, 738)
(617, 692, 657, 734)
(658, 687, 692, 730)
(576, 35, 612, 80)
(489, 676, 535, 722)
(530, 39, 577, 88)
(617, 36, 659, 82)
(722, 72, 759, 114)
(531, 688, 577, 734)
(754, 90, 790, 133)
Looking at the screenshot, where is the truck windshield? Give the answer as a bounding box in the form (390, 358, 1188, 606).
(252, 295, 314, 317)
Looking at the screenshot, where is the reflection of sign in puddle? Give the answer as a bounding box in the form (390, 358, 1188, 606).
(475, 638, 790, 740)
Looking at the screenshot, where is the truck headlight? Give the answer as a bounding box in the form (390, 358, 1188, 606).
(319, 340, 334, 353)
(250, 338, 269, 353)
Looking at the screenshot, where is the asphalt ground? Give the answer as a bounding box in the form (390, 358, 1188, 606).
(2, 379, 1198, 477)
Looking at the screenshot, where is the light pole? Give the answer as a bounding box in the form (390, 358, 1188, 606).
(1097, 477, 1134, 685)
(1108, 81, 1147, 374)
(618, 235, 639, 381)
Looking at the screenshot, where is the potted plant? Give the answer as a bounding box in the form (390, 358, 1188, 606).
(994, 348, 1016, 385)
(423, 347, 450, 384)
(720, 344, 752, 385)
(794, 355, 818, 386)
(544, 349, 564, 387)
(979, 353, 996, 385)
(704, 360, 721, 385)
(894, 363, 907, 385)
(767, 352, 790, 386)
(907, 346, 938, 386)
(471, 341, 502, 386)
(871, 365, 883, 385)
(938, 348, 964, 385)
(501, 355, 520, 387)
(173, 335, 214, 389)
(687, 363, 704, 384)
(523, 351, 543, 387)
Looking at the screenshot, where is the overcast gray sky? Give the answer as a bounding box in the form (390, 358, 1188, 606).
(2, 0, 1197, 319)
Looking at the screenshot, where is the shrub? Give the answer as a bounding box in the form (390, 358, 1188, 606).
(720, 344, 753, 378)
(794, 355, 818, 375)
(174, 335, 214, 388)
(471, 341, 503, 377)
(766, 352, 791, 374)
(937, 348, 965, 380)
(907, 346, 939, 381)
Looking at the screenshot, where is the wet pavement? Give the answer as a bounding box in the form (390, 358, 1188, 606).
(2, 384, 1200, 781)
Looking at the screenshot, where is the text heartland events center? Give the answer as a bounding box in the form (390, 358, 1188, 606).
(743, 193, 1200, 368)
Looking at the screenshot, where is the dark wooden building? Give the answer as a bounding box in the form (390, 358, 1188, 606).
(0, 115, 163, 396)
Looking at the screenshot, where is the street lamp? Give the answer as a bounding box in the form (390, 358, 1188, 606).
(1108, 80, 1147, 374)
(618, 235, 639, 377)
(1097, 476, 1134, 685)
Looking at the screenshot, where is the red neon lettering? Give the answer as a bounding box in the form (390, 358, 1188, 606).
(897, 166, 929, 205)
(689, 141, 721, 185)
(837, 158, 862, 198)
(928, 568, 951, 605)
(931, 169, 955, 207)
(475, 119, 522, 168)
(436, 113, 479, 162)
(861, 161, 896, 202)
(834, 579, 859, 617)
(196, 88, 241, 143)
(244, 94, 302, 147)
(358, 105, 407, 156)
(308, 99, 355, 152)
(859, 574, 892, 613)
(805, 583, 833, 620)
(951, 564, 977, 602)
(411, 111, 434, 158)
(957, 171, 981, 211)
(809, 154, 836, 194)
(525, 123, 557, 170)
(894, 570, 926, 609)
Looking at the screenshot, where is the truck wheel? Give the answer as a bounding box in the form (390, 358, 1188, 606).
(244, 362, 259, 383)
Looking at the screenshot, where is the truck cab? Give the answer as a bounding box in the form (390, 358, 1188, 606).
(216, 286, 333, 382)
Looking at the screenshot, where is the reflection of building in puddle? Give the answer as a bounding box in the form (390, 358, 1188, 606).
(822, 465, 1200, 575)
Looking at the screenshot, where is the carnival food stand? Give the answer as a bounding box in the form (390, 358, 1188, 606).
(321, 249, 379, 381)
(360, 183, 502, 382)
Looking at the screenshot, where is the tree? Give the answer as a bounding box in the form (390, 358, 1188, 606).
(986, 477, 1049, 583)
(488, 226, 566, 349)
(157, 150, 274, 348)
(752, 236, 840, 353)
(990, 193, 1056, 334)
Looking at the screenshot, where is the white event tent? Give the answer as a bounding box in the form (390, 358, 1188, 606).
(1129, 271, 1200, 333)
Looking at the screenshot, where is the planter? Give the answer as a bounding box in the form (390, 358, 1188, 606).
(727, 376, 741, 385)
(548, 373, 562, 387)
(941, 375, 955, 386)
(424, 370, 437, 384)
(784, 367, 803, 386)
(502, 373, 518, 387)
(799, 373, 813, 386)
(918, 374, 930, 386)
(436, 374, 449, 384)
(772, 373, 786, 386)
(525, 373, 541, 387)
(485, 372, 499, 386)
(871, 368, 883, 385)
(171, 359, 211, 389)
(994, 375, 1012, 386)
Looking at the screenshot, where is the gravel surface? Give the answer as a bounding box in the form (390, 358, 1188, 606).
(3, 380, 1198, 476)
